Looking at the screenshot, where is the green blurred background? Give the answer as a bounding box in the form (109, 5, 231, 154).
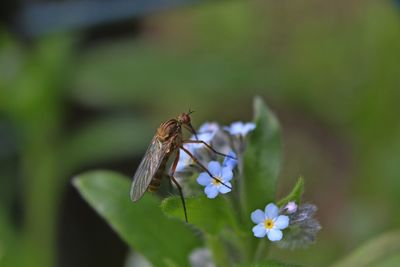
(1, 0, 400, 266)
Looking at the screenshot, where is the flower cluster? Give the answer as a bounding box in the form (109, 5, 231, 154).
(276, 203, 322, 248)
(175, 121, 255, 198)
(175, 119, 321, 248)
(251, 201, 321, 245)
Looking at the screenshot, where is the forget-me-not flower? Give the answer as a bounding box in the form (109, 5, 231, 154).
(197, 161, 232, 198)
(251, 203, 289, 241)
(224, 121, 256, 137)
(190, 122, 220, 149)
(198, 122, 220, 135)
(222, 151, 238, 170)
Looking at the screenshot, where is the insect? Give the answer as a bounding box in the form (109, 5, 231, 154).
(130, 111, 232, 222)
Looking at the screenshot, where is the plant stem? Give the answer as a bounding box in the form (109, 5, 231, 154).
(205, 234, 230, 267)
(254, 239, 269, 262)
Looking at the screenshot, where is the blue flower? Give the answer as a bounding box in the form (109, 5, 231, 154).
(222, 151, 238, 169)
(224, 121, 256, 137)
(191, 122, 219, 149)
(198, 122, 220, 135)
(251, 203, 289, 241)
(196, 161, 233, 198)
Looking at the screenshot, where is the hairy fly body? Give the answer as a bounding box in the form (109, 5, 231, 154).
(130, 112, 232, 222)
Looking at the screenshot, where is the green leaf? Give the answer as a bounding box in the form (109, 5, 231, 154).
(242, 96, 282, 217)
(205, 234, 231, 267)
(373, 253, 400, 267)
(73, 170, 200, 267)
(331, 230, 400, 267)
(277, 177, 305, 207)
(235, 259, 302, 267)
(161, 195, 239, 235)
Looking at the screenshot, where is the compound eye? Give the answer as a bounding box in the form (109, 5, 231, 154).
(182, 113, 191, 124)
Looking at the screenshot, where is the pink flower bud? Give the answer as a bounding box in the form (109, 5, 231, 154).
(285, 201, 297, 213)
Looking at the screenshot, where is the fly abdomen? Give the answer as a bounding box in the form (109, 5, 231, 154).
(147, 155, 169, 192)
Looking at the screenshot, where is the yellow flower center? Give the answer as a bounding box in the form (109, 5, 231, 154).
(264, 219, 274, 229)
(212, 177, 222, 186)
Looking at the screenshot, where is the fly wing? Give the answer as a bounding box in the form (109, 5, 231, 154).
(130, 136, 168, 201)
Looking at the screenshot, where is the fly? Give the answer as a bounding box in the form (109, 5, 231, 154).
(130, 111, 233, 222)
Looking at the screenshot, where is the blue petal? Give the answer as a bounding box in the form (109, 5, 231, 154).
(229, 122, 244, 135)
(208, 161, 221, 176)
(252, 223, 267, 238)
(251, 209, 265, 224)
(274, 215, 289, 230)
(267, 229, 283, 241)
(190, 129, 215, 149)
(265, 203, 278, 219)
(243, 123, 256, 135)
(218, 181, 232, 194)
(225, 121, 256, 136)
(204, 184, 219, 199)
(175, 150, 191, 172)
(193, 122, 218, 145)
(223, 151, 238, 169)
(221, 167, 233, 181)
(197, 132, 213, 143)
(198, 122, 219, 134)
(197, 172, 211, 186)
(175, 161, 186, 172)
(182, 144, 195, 154)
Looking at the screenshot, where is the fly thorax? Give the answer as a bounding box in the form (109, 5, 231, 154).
(157, 128, 169, 141)
(157, 119, 180, 142)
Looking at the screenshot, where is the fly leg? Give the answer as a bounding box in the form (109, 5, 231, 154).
(169, 149, 188, 223)
(183, 140, 236, 159)
(180, 146, 232, 190)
